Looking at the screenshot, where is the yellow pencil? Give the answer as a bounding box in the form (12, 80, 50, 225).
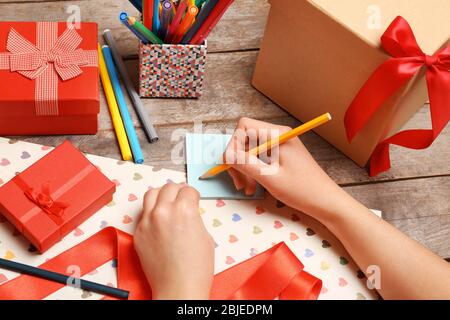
(199, 113, 332, 180)
(98, 44, 132, 161)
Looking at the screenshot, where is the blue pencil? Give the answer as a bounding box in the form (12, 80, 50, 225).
(102, 45, 144, 164)
(119, 12, 149, 44)
(152, 0, 160, 36)
(129, 0, 143, 12)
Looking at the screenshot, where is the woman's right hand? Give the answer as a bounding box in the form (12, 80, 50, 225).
(225, 118, 450, 301)
(224, 117, 344, 219)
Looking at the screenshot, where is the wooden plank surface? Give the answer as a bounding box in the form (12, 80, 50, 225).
(389, 215, 450, 259)
(0, 0, 449, 259)
(15, 52, 450, 185)
(0, 0, 270, 55)
(345, 177, 450, 258)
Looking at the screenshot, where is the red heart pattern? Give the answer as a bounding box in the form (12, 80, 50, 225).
(73, 228, 84, 237)
(122, 215, 133, 224)
(273, 220, 283, 229)
(229, 235, 238, 243)
(128, 194, 138, 202)
(255, 206, 265, 215)
(216, 199, 225, 207)
(225, 256, 235, 265)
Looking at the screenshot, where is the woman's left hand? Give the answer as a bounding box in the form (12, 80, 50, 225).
(134, 182, 215, 300)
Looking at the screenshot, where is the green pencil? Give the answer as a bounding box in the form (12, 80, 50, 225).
(195, 0, 207, 8)
(127, 16, 163, 45)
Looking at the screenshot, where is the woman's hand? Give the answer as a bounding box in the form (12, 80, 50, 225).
(224, 118, 450, 300)
(224, 117, 344, 220)
(134, 183, 215, 300)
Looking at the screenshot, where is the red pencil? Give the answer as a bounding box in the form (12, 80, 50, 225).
(143, 0, 154, 30)
(165, 0, 188, 43)
(190, 0, 234, 45)
(172, 5, 198, 44)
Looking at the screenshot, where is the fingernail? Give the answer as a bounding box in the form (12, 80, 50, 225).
(235, 182, 244, 191)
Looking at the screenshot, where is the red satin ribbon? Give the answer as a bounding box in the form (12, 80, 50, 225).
(344, 16, 450, 176)
(0, 227, 322, 300)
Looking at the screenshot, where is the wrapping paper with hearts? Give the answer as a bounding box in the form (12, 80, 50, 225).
(0, 137, 380, 300)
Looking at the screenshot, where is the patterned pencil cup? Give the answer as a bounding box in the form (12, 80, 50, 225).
(139, 42, 207, 98)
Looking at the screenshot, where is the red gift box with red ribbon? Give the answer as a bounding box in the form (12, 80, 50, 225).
(0, 21, 99, 135)
(0, 141, 116, 253)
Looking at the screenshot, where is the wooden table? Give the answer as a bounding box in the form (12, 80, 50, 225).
(1, 0, 449, 259)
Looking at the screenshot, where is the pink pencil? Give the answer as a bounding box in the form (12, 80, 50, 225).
(165, 0, 188, 43)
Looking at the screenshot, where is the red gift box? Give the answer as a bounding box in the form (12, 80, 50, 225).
(0, 21, 99, 135)
(0, 141, 116, 253)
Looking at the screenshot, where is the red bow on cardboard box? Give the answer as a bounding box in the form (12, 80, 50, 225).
(0, 22, 97, 116)
(345, 16, 450, 177)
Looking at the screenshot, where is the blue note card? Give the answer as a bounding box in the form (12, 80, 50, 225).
(186, 133, 265, 199)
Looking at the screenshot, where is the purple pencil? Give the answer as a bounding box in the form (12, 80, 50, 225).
(160, 1, 173, 39)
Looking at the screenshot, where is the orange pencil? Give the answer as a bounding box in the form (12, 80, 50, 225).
(170, 0, 177, 15)
(199, 113, 333, 179)
(172, 5, 198, 44)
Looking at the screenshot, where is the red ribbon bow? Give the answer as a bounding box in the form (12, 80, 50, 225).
(0, 22, 98, 116)
(24, 182, 68, 225)
(7, 26, 93, 81)
(344, 16, 450, 176)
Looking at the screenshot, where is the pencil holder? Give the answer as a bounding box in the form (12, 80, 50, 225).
(139, 42, 207, 98)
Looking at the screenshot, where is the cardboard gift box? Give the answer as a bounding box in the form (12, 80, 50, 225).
(0, 21, 99, 135)
(0, 141, 115, 253)
(253, 0, 450, 173)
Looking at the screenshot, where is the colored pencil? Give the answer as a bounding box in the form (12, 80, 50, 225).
(128, 16, 164, 44)
(0, 257, 129, 300)
(169, 0, 177, 15)
(190, 0, 234, 45)
(195, 0, 207, 8)
(152, 0, 161, 36)
(199, 113, 333, 179)
(103, 30, 159, 143)
(143, 0, 154, 30)
(102, 45, 145, 164)
(98, 44, 133, 161)
(119, 12, 149, 44)
(160, 0, 173, 38)
(128, 0, 143, 12)
(165, 0, 188, 43)
(172, 5, 198, 44)
(179, 0, 218, 44)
